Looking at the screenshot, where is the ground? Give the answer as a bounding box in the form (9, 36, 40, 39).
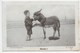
(7, 24, 75, 47)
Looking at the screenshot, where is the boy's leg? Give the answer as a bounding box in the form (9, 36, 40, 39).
(28, 28, 32, 40)
(27, 26, 32, 40)
(26, 26, 30, 41)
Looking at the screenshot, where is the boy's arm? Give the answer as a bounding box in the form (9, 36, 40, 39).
(33, 23, 41, 27)
(25, 19, 32, 25)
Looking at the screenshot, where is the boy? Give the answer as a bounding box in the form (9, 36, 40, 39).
(24, 10, 33, 41)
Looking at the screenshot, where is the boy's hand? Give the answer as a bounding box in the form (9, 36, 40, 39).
(32, 21, 41, 27)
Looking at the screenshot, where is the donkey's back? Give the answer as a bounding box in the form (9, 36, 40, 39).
(44, 16, 60, 25)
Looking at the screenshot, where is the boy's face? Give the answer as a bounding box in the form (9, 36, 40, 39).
(25, 11, 30, 17)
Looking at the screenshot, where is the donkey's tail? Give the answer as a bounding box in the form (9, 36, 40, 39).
(58, 20, 60, 28)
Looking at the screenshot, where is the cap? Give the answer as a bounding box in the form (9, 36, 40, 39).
(24, 10, 29, 15)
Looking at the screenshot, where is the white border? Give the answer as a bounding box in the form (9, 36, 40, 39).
(2, 0, 80, 51)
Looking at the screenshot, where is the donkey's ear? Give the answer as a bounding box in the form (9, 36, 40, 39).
(38, 9, 42, 12)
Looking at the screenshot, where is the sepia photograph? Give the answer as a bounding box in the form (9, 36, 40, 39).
(2, 1, 79, 51)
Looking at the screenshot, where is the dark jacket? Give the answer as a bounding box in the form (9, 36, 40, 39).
(24, 16, 33, 27)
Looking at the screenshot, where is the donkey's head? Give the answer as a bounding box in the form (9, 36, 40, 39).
(33, 9, 42, 21)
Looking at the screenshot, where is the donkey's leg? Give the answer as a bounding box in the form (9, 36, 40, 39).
(58, 28, 60, 38)
(53, 28, 56, 37)
(43, 27, 46, 39)
(53, 24, 57, 37)
(57, 22, 60, 38)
